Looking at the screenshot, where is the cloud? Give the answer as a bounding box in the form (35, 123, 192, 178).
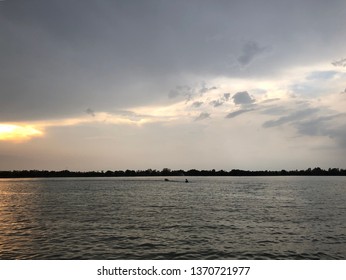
(86, 108, 95, 117)
(329, 125, 346, 149)
(295, 114, 342, 137)
(199, 84, 217, 94)
(260, 105, 289, 116)
(331, 58, 346, 67)
(225, 109, 254, 119)
(210, 99, 224, 107)
(192, 101, 204, 108)
(237, 41, 267, 66)
(1, 0, 346, 172)
(168, 86, 193, 99)
(1, 0, 346, 124)
(306, 71, 338, 80)
(232, 91, 256, 105)
(195, 112, 210, 121)
(223, 93, 230, 101)
(295, 114, 346, 149)
(169, 83, 217, 102)
(290, 68, 345, 98)
(261, 98, 281, 104)
(290, 84, 315, 95)
(207, 92, 234, 108)
(263, 108, 319, 128)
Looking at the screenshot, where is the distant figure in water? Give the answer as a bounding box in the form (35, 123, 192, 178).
(185, 179, 189, 183)
(164, 178, 169, 182)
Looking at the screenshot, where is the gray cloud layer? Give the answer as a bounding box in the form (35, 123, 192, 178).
(1, 0, 346, 122)
(263, 108, 320, 128)
(195, 112, 210, 121)
(226, 109, 254, 119)
(237, 41, 268, 66)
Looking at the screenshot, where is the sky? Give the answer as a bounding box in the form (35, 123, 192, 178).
(1, 0, 346, 171)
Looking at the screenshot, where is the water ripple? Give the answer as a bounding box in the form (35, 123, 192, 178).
(0, 176, 345, 259)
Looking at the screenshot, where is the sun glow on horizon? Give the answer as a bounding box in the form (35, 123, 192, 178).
(0, 124, 43, 142)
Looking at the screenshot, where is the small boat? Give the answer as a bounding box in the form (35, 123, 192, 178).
(164, 178, 189, 183)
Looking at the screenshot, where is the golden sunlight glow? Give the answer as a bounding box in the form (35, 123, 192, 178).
(0, 124, 43, 142)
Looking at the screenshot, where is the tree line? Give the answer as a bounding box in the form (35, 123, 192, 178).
(0, 167, 345, 178)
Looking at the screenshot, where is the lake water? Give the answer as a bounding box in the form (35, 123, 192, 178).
(0, 176, 345, 259)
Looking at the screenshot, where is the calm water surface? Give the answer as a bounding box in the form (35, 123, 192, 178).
(0, 176, 345, 259)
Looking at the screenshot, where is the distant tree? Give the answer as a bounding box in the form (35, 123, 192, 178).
(186, 169, 200, 176)
(161, 168, 171, 176)
(105, 170, 114, 176)
(125, 169, 136, 176)
(280, 169, 287, 175)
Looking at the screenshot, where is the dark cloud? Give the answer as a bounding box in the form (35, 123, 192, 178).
(169, 83, 217, 103)
(210, 100, 224, 107)
(331, 58, 346, 67)
(195, 112, 210, 121)
(199, 84, 217, 94)
(232, 91, 255, 105)
(295, 114, 341, 137)
(295, 114, 346, 149)
(260, 98, 281, 104)
(263, 108, 319, 128)
(225, 109, 254, 119)
(168, 89, 181, 99)
(260, 103, 346, 150)
(86, 108, 95, 117)
(223, 93, 230, 101)
(192, 101, 204, 108)
(237, 41, 267, 66)
(168, 86, 193, 99)
(1, 0, 346, 122)
(209, 92, 233, 107)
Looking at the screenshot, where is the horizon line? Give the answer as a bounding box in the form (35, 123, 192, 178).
(1, 167, 345, 178)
